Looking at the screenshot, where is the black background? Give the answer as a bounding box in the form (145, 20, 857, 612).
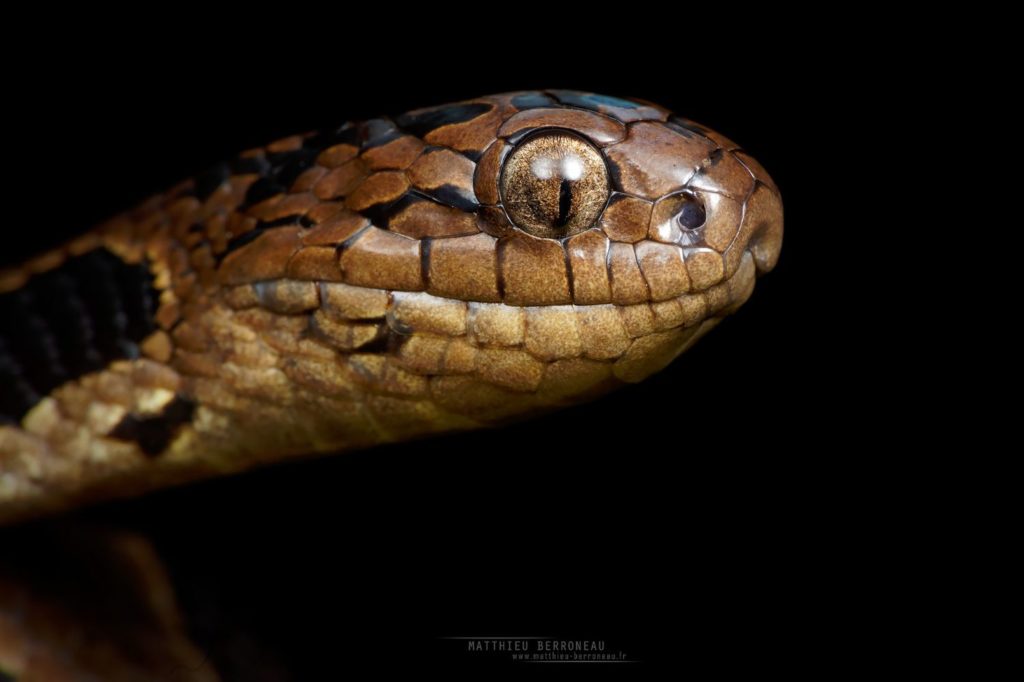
(3, 30, 873, 677)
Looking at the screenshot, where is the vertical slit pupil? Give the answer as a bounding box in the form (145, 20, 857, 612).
(555, 178, 573, 228)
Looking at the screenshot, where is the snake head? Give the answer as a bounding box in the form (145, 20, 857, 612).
(184, 89, 785, 427)
(0, 90, 783, 521)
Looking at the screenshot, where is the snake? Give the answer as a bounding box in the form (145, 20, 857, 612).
(0, 90, 781, 679)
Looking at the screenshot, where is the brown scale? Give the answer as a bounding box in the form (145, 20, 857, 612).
(0, 90, 783, 538)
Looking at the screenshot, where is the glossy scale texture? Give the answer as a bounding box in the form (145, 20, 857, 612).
(0, 89, 781, 680)
(0, 90, 782, 526)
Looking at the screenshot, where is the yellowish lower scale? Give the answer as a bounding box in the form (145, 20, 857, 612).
(0, 252, 755, 522)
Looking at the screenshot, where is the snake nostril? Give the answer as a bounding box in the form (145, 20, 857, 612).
(676, 196, 706, 230)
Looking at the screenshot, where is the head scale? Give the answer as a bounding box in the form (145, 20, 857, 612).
(222, 89, 782, 311)
(208, 89, 784, 421)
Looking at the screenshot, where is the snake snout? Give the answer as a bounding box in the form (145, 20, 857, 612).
(744, 186, 784, 275)
(748, 217, 783, 274)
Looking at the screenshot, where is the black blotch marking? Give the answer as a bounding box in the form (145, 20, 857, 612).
(360, 192, 427, 229)
(355, 331, 393, 355)
(392, 192, 430, 212)
(304, 123, 359, 151)
(0, 291, 64, 396)
(706, 148, 725, 166)
(359, 200, 398, 229)
(357, 188, 461, 229)
(460, 148, 483, 163)
(267, 147, 319, 188)
(309, 315, 394, 355)
(494, 237, 508, 300)
(241, 177, 286, 209)
(193, 162, 230, 201)
(359, 321, 413, 355)
(512, 92, 558, 109)
(562, 235, 576, 296)
(0, 249, 158, 423)
(221, 228, 264, 257)
(420, 238, 433, 290)
(0, 336, 40, 425)
(229, 155, 272, 176)
(556, 179, 573, 228)
(414, 185, 479, 212)
(110, 255, 156, 345)
(335, 222, 372, 260)
(223, 210, 309, 258)
(188, 222, 205, 234)
(394, 103, 492, 138)
(254, 214, 304, 231)
(361, 118, 403, 149)
(234, 144, 327, 205)
(109, 396, 195, 457)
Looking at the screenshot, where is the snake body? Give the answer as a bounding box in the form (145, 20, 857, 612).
(0, 90, 782, 526)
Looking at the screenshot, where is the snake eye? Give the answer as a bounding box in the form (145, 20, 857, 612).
(676, 194, 706, 230)
(500, 131, 610, 239)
